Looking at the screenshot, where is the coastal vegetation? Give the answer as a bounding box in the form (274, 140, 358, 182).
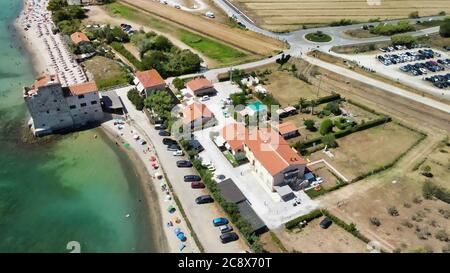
(103, 2, 254, 67)
(48, 0, 86, 35)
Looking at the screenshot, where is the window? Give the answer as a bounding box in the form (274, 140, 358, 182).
(53, 100, 57, 103)
(70, 105, 76, 109)
(91, 101, 97, 105)
(80, 103, 87, 107)
(46, 110, 49, 114)
(78, 95, 85, 99)
(84, 112, 88, 115)
(57, 108, 60, 112)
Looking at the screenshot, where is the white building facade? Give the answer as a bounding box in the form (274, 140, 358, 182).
(24, 75, 103, 136)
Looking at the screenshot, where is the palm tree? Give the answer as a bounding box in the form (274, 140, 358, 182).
(298, 97, 306, 112)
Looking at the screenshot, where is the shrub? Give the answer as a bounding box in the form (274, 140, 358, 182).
(409, 11, 419, 19)
(435, 230, 449, 242)
(391, 34, 417, 46)
(387, 206, 399, 216)
(322, 134, 337, 148)
(370, 21, 415, 36)
(304, 119, 315, 131)
(285, 209, 323, 230)
(438, 209, 450, 219)
(423, 181, 450, 203)
(127, 89, 144, 110)
(319, 119, 334, 135)
(172, 77, 185, 90)
(370, 217, 381, 227)
(439, 18, 450, 38)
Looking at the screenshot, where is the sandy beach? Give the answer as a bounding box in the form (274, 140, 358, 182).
(15, 0, 194, 253)
(16, 0, 87, 85)
(101, 117, 200, 253)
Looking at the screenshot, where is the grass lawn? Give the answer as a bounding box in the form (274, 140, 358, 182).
(309, 122, 423, 180)
(83, 56, 129, 90)
(263, 69, 317, 107)
(177, 29, 247, 66)
(224, 151, 239, 167)
(305, 32, 332, 43)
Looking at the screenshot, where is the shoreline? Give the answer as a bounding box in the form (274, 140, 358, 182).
(100, 126, 170, 253)
(14, 0, 46, 77)
(15, 0, 177, 253)
(101, 117, 200, 253)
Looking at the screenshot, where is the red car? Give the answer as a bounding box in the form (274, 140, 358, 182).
(191, 182, 205, 189)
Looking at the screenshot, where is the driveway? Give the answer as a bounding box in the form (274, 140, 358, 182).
(115, 86, 249, 253)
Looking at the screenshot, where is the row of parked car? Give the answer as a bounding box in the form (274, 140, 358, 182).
(212, 217, 239, 243)
(377, 49, 439, 66)
(379, 43, 426, 53)
(158, 125, 238, 244)
(425, 73, 450, 89)
(400, 60, 446, 76)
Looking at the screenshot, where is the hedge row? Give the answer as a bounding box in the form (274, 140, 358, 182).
(423, 181, 450, 204)
(321, 210, 370, 244)
(110, 42, 142, 70)
(285, 209, 323, 230)
(305, 181, 349, 199)
(296, 116, 391, 150)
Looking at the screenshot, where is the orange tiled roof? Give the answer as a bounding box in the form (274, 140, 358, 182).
(274, 122, 298, 135)
(245, 127, 305, 176)
(135, 69, 165, 89)
(186, 78, 213, 92)
(182, 102, 214, 124)
(68, 82, 98, 96)
(33, 74, 59, 89)
(220, 123, 249, 151)
(70, 32, 90, 45)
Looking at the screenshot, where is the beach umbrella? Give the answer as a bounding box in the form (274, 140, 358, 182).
(123, 143, 130, 149)
(167, 205, 176, 214)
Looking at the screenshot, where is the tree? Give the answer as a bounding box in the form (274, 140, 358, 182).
(172, 78, 185, 90)
(409, 11, 419, 18)
(324, 101, 341, 115)
(439, 18, 450, 38)
(144, 91, 173, 120)
(319, 119, 333, 135)
(391, 34, 417, 46)
(304, 119, 315, 131)
(153, 35, 172, 51)
(298, 97, 307, 112)
(127, 89, 144, 110)
(47, 0, 67, 11)
(322, 134, 337, 148)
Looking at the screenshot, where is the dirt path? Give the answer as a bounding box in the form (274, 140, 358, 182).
(84, 5, 217, 67)
(121, 0, 285, 55)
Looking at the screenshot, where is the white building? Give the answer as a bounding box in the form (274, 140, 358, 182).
(219, 123, 306, 191)
(24, 75, 103, 136)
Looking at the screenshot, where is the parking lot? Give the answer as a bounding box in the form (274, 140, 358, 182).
(192, 81, 320, 229)
(116, 87, 249, 252)
(333, 46, 450, 100)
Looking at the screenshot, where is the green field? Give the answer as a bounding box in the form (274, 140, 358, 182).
(177, 29, 246, 65)
(103, 3, 249, 67)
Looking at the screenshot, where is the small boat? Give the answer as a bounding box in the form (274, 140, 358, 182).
(125, 213, 130, 218)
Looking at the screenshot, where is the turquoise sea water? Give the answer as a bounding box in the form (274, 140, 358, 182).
(0, 0, 158, 252)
